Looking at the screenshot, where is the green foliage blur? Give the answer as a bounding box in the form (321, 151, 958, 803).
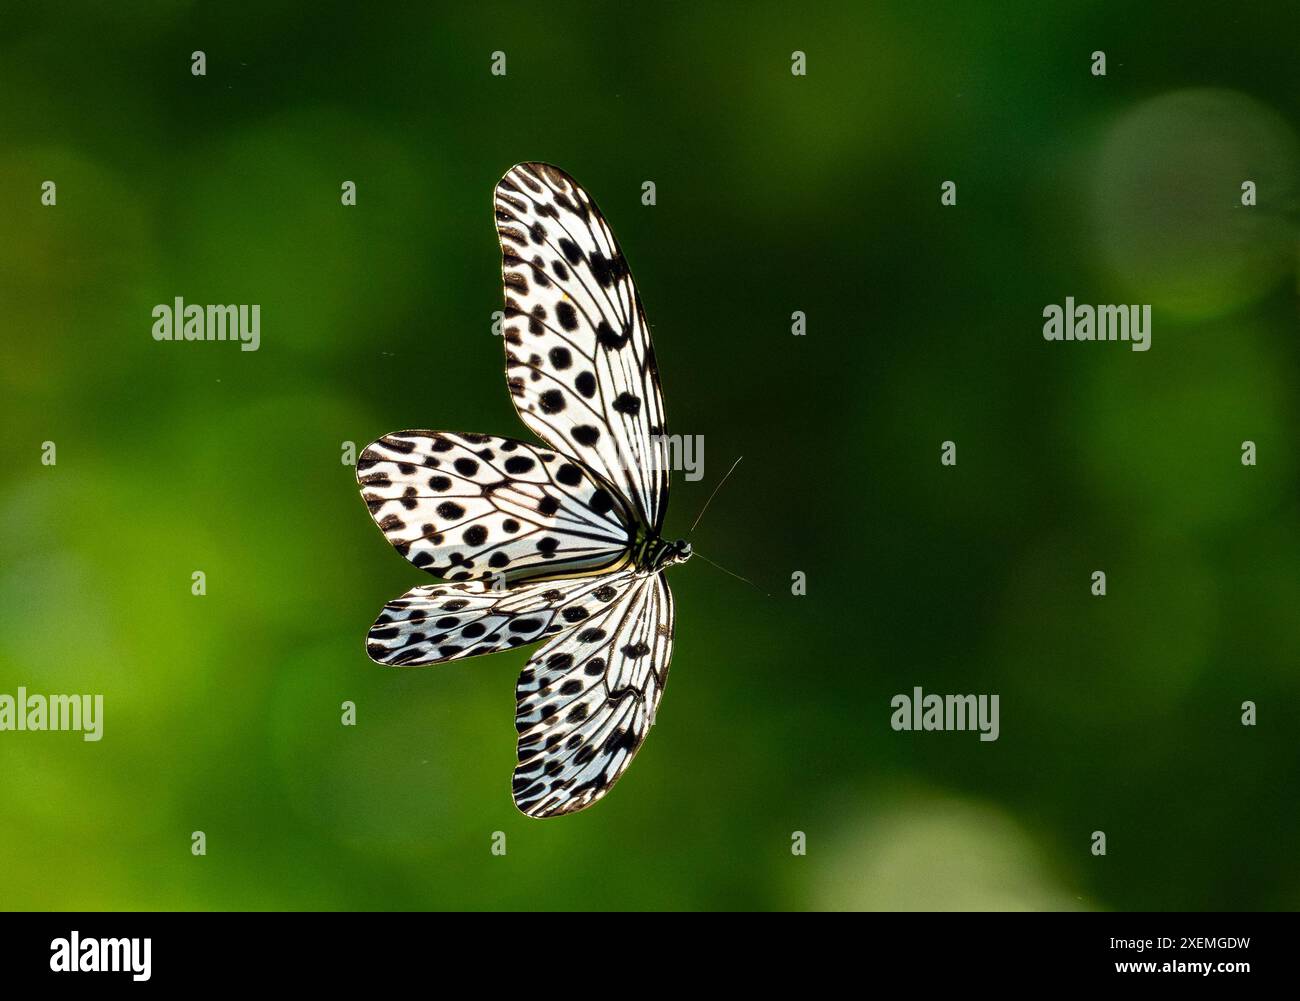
(1, 2, 1297, 911)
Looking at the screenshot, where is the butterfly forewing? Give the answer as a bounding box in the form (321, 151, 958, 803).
(513, 570, 674, 818)
(494, 162, 670, 535)
(366, 570, 640, 666)
(358, 431, 632, 584)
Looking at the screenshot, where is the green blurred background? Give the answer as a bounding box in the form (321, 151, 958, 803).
(2, 1, 1297, 911)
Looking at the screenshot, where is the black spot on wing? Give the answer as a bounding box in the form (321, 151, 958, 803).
(572, 425, 601, 447)
(555, 464, 583, 487)
(612, 392, 641, 416)
(539, 389, 566, 414)
(558, 237, 582, 265)
(555, 302, 579, 331)
(596, 321, 630, 350)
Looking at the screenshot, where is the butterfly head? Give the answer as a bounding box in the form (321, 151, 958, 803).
(667, 539, 692, 567)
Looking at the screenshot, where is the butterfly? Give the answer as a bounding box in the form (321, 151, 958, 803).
(357, 163, 691, 818)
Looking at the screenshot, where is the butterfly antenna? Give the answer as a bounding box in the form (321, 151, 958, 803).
(688, 456, 743, 536)
(692, 549, 771, 598)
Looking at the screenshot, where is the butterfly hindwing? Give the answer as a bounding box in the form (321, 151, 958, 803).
(494, 162, 670, 535)
(513, 570, 674, 818)
(358, 431, 632, 584)
(366, 570, 640, 666)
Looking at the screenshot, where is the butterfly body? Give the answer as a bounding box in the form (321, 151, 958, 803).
(637, 534, 692, 572)
(359, 163, 686, 818)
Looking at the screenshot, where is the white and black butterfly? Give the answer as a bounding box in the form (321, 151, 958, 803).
(358, 163, 690, 818)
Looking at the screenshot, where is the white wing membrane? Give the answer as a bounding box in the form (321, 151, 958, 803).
(366, 570, 640, 666)
(495, 162, 670, 534)
(513, 571, 674, 818)
(358, 431, 631, 584)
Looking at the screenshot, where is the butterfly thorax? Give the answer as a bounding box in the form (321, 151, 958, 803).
(635, 534, 692, 572)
